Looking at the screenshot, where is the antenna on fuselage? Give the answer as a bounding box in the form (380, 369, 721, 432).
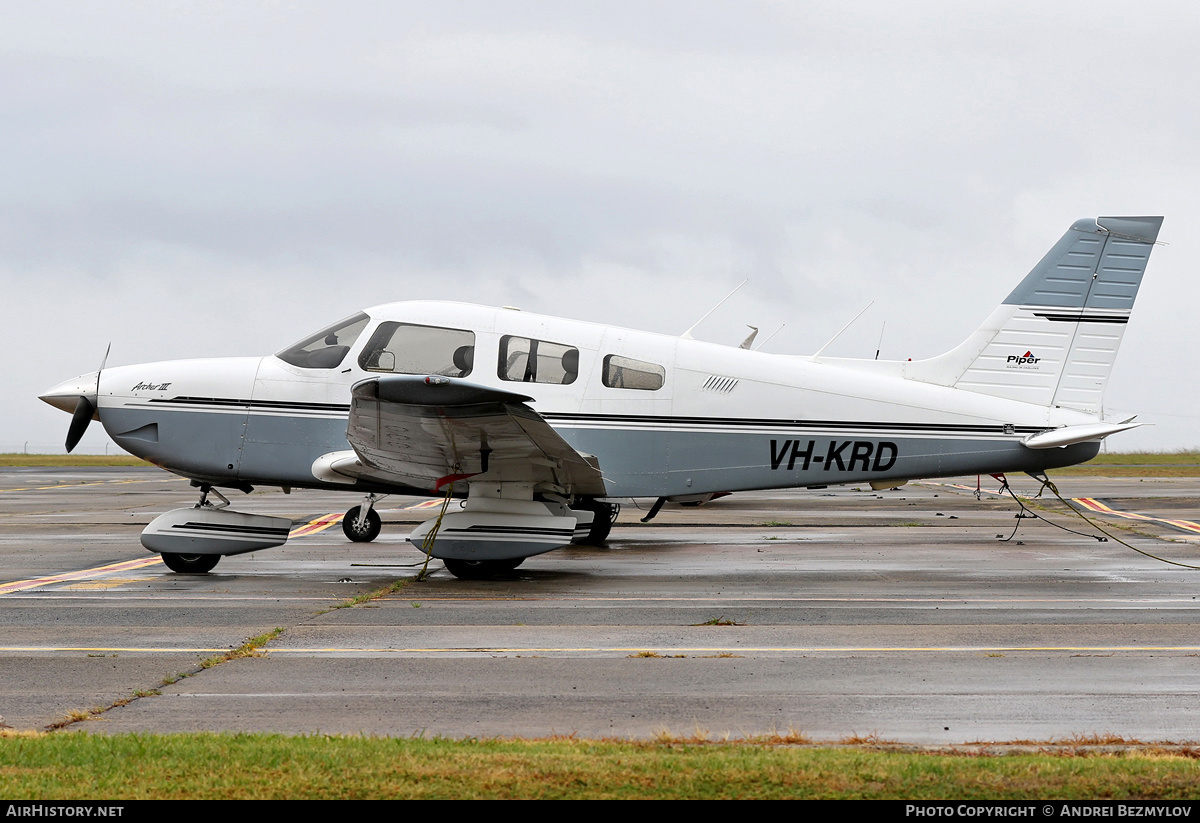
(874, 321, 886, 361)
(752, 323, 786, 351)
(810, 301, 874, 361)
(680, 279, 748, 340)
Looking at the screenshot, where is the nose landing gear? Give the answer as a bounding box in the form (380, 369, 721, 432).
(343, 494, 383, 542)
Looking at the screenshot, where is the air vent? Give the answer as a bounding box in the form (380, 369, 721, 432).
(701, 375, 739, 393)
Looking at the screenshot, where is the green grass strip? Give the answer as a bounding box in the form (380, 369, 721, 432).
(0, 454, 149, 467)
(0, 735, 1198, 799)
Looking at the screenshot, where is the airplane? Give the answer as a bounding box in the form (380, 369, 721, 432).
(39, 215, 1162, 579)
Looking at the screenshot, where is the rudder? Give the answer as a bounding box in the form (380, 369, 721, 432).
(906, 216, 1162, 414)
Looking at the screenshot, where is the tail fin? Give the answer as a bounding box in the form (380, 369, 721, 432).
(906, 216, 1163, 414)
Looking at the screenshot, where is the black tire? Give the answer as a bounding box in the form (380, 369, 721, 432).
(443, 558, 524, 580)
(573, 499, 618, 546)
(160, 552, 221, 574)
(343, 506, 382, 543)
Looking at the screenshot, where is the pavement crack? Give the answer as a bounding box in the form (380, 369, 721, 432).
(41, 627, 287, 734)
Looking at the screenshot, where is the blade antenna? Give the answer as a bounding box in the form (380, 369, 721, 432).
(680, 279, 748, 340)
(751, 323, 787, 351)
(810, 302, 873, 361)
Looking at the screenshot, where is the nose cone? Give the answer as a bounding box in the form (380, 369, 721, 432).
(39, 372, 99, 414)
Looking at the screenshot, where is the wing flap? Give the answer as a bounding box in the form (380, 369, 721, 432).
(346, 375, 605, 495)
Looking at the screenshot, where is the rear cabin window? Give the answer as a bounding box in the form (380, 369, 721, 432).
(498, 336, 579, 385)
(358, 322, 475, 377)
(602, 354, 665, 391)
(277, 312, 370, 369)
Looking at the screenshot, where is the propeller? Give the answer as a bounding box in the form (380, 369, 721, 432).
(63, 344, 110, 454)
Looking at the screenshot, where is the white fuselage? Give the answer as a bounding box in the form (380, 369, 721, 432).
(44, 300, 1101, 499)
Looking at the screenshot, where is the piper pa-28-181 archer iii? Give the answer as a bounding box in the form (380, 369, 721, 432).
(41, 216, 1162, 579)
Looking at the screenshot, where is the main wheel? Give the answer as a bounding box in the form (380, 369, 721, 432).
(342, 506, 382, 542)
(442, 558, 524, 580)
(160, 552, 221, 574)
(573, 499, 618, 546)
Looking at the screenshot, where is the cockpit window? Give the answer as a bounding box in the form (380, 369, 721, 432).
(357, 322, 475, 377)
(276, 312, 369, 369)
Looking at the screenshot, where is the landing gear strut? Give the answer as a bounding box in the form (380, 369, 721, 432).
(343, 494, 383, 542)
(195, 483, 230, 510)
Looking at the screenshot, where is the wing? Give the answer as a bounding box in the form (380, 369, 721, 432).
(342, 375, 606, 496)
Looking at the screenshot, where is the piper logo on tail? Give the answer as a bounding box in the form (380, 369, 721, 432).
(1006, 350, 1040, 368)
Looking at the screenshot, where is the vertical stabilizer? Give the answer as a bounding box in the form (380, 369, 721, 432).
(905, 216, 1162, 414)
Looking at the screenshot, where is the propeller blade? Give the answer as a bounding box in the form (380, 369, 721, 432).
(65, 396, 95, 453)
(98, 343, 110, 379)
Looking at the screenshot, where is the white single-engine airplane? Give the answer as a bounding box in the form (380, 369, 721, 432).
(41, 216, 1161, 578)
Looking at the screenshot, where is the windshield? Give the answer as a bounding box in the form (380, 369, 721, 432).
(276, 312, 370, 369)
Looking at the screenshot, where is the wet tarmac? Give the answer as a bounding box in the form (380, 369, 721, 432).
(2, 467, 1199, 742)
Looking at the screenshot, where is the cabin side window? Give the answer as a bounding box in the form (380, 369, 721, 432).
(602, 354, 665, 391)
(498, 336, 579, 385)
(276, 312, 370, 369)
(358, 322, 475, 377)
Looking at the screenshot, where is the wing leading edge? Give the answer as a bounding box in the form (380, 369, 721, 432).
(344, 375, 606, 496)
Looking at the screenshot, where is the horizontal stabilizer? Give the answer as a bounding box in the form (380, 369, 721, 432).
(1022, 421, 1141, 450)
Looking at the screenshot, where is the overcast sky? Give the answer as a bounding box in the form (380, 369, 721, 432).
(4, 1, 1197, 454)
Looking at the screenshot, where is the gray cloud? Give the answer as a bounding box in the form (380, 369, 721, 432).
(5, 1, 1199, 453)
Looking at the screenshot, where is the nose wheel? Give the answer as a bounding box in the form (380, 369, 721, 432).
(343, 504, 382, 542)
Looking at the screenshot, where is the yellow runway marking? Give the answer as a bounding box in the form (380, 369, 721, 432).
(404, 499, 444, 510)
(289, 513, 343, 538)
(60, 576, 155, 591)
(1074, 497, 1200, 536)
(0, 556, 163, 595)
(0, 647, 228, 654)
(0, 477, 178, 494)
(3, 645, 1200, 655)
(3, 507, 360, 595)
(928, 482, 1200, 537)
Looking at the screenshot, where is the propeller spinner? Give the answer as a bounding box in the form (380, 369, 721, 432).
(40, 344, 110, 453)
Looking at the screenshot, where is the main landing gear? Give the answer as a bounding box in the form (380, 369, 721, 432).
(572, 499, 619, 546)
(442, 557, 525, 580)
(343, 494, 383, 542)
(159, 484, 228, 574)
(160, 553, 221, 574)
(143, 483, 291, 575)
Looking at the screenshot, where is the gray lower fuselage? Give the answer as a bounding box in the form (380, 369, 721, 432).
(100, 387, 1097, 499)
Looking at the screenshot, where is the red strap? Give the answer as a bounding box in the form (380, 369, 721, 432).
(435, 472, 478, 491)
